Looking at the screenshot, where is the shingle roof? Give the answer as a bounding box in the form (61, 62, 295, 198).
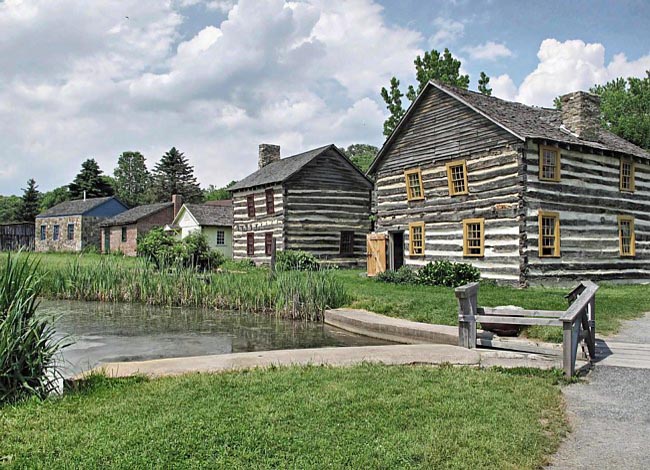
(36, 196, 118, 218)
(184, 204, 233, 226)
(100, 202, 173, 227)
(229, 144, 333, 191)
(434, 81, 650, 160)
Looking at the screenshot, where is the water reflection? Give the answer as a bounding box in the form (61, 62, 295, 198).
(42, 300, 387, 377)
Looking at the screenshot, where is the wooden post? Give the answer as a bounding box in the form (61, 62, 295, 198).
(455, 282, 479, 349)
(562, 320, 574, 377)
(270, 238, 277, 273)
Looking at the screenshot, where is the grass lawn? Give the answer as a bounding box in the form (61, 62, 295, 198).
(0, 365, 567, 469)
(335, 270, 650, 341)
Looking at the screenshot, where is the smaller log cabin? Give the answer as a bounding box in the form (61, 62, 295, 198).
(368, 81, 650, 285)
(230, 144, 373, 266)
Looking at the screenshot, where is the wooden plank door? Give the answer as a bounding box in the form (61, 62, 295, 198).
(367, 233, 387, 277)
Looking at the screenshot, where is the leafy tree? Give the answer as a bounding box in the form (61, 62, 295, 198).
(152, 147, 203, 203)
(113, 151, 152, 207)
(69, 159, 114, 199)
(40, 186, 70, 211)
(0, 196, 22, 222)
(591, 71, 650, 150)
(204, 181, 237, 201)
(381, 48, 484, 136)
(478, 71, 492, 96)
(18, 179, 41, 222)
(343, 144, 378, 173)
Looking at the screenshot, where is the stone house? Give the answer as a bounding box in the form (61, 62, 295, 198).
(170, 201, 234, 258)
(99, 196, 182, 256)
(229, 144, 373, 266)
(35, 196, 128, 252)
(367, 80, 650, 285)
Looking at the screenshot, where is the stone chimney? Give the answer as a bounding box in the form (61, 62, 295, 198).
(172, 194, 183, 218)
(258, 144, 281, 169)
(560, 91, 601, 141)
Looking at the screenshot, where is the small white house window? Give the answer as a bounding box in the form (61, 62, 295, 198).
(216, 230, 225, 246)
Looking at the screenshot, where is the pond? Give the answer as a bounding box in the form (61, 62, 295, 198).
(44, 300, 388, 377)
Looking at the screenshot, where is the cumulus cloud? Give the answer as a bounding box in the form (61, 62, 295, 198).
(0, 0, 421, 194)
(490, 74, 518, 101)
(428, 17, 464, 49)
(464, 41, 512, 61)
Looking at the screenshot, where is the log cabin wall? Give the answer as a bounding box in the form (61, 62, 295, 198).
(284, 151, 373, 266)
(523, 140, 650, 284)
(373, 86, 525, 283)
(232, 184, 284, 263)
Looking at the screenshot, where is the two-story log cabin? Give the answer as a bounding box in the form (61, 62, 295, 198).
(367, 81, 650, 285)
(230, 144, 373, 266)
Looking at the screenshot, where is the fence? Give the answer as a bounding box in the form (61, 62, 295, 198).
(0, 222, 35, 251)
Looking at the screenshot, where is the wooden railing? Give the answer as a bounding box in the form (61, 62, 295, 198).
(456, 281, 598, 376)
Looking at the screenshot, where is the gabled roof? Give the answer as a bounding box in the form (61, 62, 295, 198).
(99, 202, 173, 227)
(37, 196, 122, 218)
(230, 144, 372, 191)
(368, 80, 650, 174)
(177, 204, 233, 227)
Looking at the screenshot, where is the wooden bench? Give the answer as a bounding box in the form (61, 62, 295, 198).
(455, 281, 598, 376)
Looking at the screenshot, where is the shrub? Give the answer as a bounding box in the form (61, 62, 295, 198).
(276, 250, 320, 271)
(417, 260, 480, 287)
(376, 266, 418, 284)
(0, 252, 67, 404)
(137, 228, 224, 271)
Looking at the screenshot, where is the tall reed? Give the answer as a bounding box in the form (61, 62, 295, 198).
(0, 252, 66, 404)
(37, 257, 349, 321)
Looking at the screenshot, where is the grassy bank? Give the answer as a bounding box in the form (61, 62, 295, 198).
(0, 365, 567, 469)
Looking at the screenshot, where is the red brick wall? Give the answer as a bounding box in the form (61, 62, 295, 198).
(101, 205, 174, 256)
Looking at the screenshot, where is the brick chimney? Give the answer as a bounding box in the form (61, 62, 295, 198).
(172, 194, 183, 218)
(560, 91, 601, 141)
(258, 144, 281, 169)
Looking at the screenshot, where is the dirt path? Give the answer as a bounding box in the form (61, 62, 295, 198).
(549, 313, 650, 469)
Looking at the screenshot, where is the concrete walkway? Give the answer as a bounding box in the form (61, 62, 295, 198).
(549, 313, 650, 469)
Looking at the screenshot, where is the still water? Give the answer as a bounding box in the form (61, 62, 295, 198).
(43, 300, 387, 377)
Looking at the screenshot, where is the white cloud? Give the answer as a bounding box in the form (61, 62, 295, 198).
(464, 41, 512, 61)
(428, 17, 464, 49)
(515, 39, 650, 106)
(0, 0, 421, 194)
(490, 74, 517, 101)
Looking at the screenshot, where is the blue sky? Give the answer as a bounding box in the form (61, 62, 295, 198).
(0, 0, 648, 195)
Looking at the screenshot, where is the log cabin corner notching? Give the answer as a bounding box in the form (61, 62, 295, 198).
(367, 81, 650, 285)
(230, 144, 373, 266)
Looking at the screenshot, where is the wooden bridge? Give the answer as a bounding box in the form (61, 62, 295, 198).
(456, 281, 598, 376)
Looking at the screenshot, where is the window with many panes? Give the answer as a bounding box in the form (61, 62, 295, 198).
(247, 195, 256, 217)
(40, 225, 46, 241)
(618, 216, 635, 257)
(446, 160, 469, 196)
(620, 159, 635, 192)
(538, 211, 560, 257)
(409, 222, 425, 256)
(539, 145, 561, 181)
(265, 232, 273, 256)
(67, 223, 74, 240)
(247, 233, 254, 256)
(53, 225, 60, 241)
(463, 218, 484, 257)
(121, 227, 127, 243)
(340, 231, 355, 256)
(265, 189, 275, 214)
(404, 169, 424, 201)
(216, 230, 225, 246)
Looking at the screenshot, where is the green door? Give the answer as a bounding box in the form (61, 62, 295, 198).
(104, 228, 110, 253)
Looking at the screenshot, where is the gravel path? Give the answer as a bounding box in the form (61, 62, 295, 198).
(548, 313, 650, 469)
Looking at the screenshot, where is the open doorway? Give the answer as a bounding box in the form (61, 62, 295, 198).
(389, 231, 404, 271)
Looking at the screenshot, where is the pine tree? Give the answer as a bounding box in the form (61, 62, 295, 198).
(478, 72, 492, 96)
(380, 78, 407, 137)
(152, 148, 203, 203)
(69, 159, 114, 199)
(113, 151, 152, 207)
(19, 178, 41, 222)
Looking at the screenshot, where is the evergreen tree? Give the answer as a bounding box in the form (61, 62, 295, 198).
(380, 78, 407, 137)
(19, 178, 41, 222)
(40, 186, 70, 211)
(113, 151, 152, 207)
(478, 72, 492, 96)
(152, 147, 203, 203)
(69, 159, 114, 199)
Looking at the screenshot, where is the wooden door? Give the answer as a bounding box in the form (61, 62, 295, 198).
(367, 233, 387, 277)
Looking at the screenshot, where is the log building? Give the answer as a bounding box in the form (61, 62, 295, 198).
(230, 144, 373, 266)
(367, 81, 650, 285)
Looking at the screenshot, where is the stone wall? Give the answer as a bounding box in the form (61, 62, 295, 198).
(35, 216, 83, 252)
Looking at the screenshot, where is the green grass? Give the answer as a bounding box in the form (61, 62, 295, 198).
(336, 270, 650, 341)
(0, 365, 567, 469)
